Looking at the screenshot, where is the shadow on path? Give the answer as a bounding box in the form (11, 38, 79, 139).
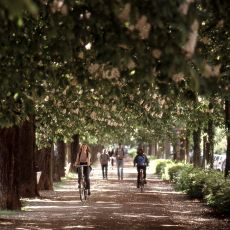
(0, 158, 229, 229)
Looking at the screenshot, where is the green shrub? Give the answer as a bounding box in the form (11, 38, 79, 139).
(174, 164, 194, 191)
(211, 179, 230, 214)
(167, 163, 185, 183)
(186, 168, 207, 199)
(171, 163, 230, 215)
(128, 148, 137, 158)
(203, 170, 225, 198)
(155, 159, 172, 175)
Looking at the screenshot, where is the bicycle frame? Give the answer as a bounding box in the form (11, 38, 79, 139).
(76, 165, 88, 202)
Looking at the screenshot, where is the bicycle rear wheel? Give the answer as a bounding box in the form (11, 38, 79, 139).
(140, 170, 144, 192)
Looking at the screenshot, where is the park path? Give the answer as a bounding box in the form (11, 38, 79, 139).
(0, 157, 230, 230)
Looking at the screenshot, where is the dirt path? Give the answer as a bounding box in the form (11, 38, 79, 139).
(0, 158, 230, 229)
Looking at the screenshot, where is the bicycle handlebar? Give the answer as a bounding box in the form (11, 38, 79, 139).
(75, 165, 89, 167)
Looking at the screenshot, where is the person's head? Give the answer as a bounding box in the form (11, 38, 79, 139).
(118, 143, 122, 147)
(81, 144, 89, 152)
(137, 147, 144, 155)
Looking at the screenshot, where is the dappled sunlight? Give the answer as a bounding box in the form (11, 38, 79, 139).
(25, 205, 80, 210)
(23, 199, 82, 205)
(169, 210, 192, 214)
(0, 221, 14, 225)
(2, 160, 229, 230)
(64, 225, 95, 229)
(161, 224, 180, 227)
(93, 188, 121, 192)
(113, 212, 170, 219)
(145, 215, 170, 219)
(16, 228, 41, 230)
(95, 201, 116, 204)
(145, 190, 184, 195)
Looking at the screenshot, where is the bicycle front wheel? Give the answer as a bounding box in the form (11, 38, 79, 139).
(79, 181, 87, 202)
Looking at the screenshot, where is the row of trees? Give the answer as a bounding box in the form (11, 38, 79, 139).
(0, 0, 230, 210)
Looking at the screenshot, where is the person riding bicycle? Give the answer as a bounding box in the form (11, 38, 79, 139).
(134, 147, 149, 188)
(75, 144, 91, 196)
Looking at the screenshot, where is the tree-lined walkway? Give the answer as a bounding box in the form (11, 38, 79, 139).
(0, 158, 229, 230)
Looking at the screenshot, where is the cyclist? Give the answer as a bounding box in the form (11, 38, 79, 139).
(75, 144, 91, 195)
(133, 147, 149, 188)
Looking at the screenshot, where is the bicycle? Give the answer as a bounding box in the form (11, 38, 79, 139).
(76, 165, 88, 202)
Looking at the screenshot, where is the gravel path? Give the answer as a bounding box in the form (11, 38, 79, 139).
(0, 158, 229, 229)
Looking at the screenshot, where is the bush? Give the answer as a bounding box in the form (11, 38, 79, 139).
(128, 148, 137, 158)
(174, 165, 207, 199)
(203, 170, 225, 199)
(186, 168, 207, 199)
(170, 163, 230, 215)
(213, 180, 230, 214)
(155, 159, 172, 175)
(167, 163, 185, 183)
(174, 164, 193, 191)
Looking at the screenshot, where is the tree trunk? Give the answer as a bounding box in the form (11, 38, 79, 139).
(148, 143, 153, 155)
(185, 130, 190, 163)
(225, 100, 230, 177)
(202, 135, 208, 168)
(53, 144, 61, 182)
(65, 142, 71, 164)
(0, 126, 21, 210)
(16, 118, 38, 197)
(70, 134, 79, 171)
(173, 136, 180, 161)
(193, 128, 201, 167)
(89, 144, 103, 163)
(154, 142, 158, 157)
(52, 140, 65, 181)
(179, 135, 186, 161)
(208, 119, 214, 169)
(164, 139, 171, 159)
(37, 147, 53, 190)
(57, 140, 66, 177)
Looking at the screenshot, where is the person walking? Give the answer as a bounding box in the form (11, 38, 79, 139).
(115, 143, 125, 180)
(133, 147, 149, 188)
(100, 148, 110, 179)
(108, 148, 115, 169)
(75, 144, 92, 195)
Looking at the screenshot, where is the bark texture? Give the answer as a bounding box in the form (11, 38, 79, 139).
(0, 126, 21, 210)
(37, 147, 53, 190)
(193, 128, 201, 167)
(225, 100, 230, 177)
(16, 119, 38, 197)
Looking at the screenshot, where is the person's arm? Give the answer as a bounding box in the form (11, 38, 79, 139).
(134, 155, 137, 166)
(88, 151, 92, 166)
(145, 155, 149, 166)
(75, 152, 80, 166)
(122, 148, 125, 157)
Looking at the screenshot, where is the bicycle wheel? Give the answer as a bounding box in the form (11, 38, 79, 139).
(79, 179, 87, 202)
(140, 170, 144, 192)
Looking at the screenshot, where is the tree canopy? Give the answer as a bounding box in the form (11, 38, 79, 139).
(0, 0, 229, 147)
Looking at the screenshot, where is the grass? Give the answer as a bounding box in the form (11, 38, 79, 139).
(0, 210, 19, 216)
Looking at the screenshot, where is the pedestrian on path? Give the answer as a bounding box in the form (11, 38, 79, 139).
(108, 148, 115, 169)
(115, 143, 125, 180)
(100, 148, 110, 179)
